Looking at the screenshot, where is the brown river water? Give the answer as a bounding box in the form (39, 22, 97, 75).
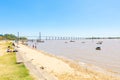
(27, 39, 120, 74)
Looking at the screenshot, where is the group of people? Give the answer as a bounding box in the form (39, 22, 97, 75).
(32, 43, 37, 49)
(7, 42, 18, 52)
(7, 46, 12, 52)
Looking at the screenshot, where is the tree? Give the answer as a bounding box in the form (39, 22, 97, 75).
(19, 37, 27, 40)
(4, 34, 17, 40)
(0, 34, 3, 40)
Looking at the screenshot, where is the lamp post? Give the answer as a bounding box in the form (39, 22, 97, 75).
(17, 32, 19, 46)
(39, 32, 41, 42)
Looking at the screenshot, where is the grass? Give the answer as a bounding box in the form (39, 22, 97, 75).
(0, 41, 34, 80)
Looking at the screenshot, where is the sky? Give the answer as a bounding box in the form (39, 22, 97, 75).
(0, 0, 120, 38)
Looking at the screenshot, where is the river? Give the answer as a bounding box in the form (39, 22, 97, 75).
(27, 39, 120, 74)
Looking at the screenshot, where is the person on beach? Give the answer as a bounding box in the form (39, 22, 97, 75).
(12, 42, 15, 47)
(35, 45, 36, 48)
(7, 46, 12, 52)
(34, 43, 37, 49)
(32, 45, 34, 48)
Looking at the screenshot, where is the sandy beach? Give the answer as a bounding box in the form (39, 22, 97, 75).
(16, 43, 120, 80)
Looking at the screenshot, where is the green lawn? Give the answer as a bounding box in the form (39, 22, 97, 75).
(0, 41, 34, 80)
